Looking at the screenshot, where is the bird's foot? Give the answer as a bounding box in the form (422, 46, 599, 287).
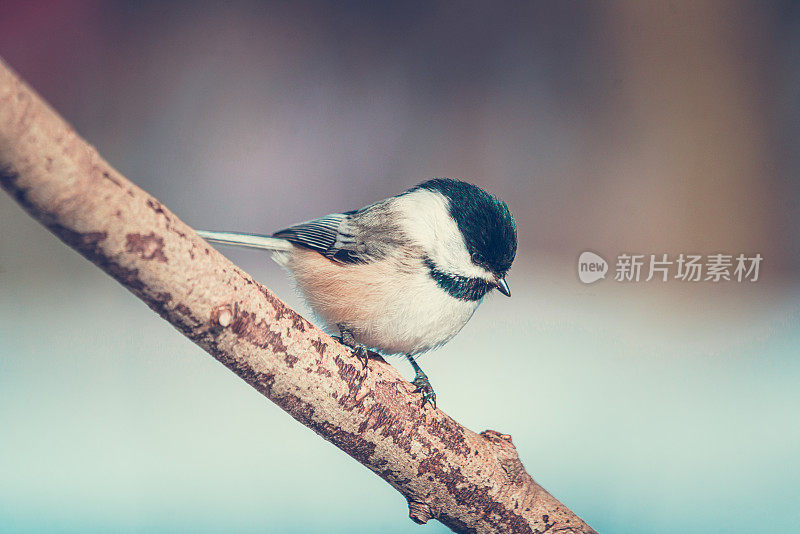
(335, 327, 370, 369)
(352, 344, 370, 369)
(411, 369, 437, 409)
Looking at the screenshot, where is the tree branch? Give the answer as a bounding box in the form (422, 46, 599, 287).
(0, 57, 596, 534)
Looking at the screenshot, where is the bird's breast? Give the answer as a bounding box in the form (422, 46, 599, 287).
(284, 247, 481, 355)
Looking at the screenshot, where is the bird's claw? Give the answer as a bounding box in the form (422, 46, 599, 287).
(334, 332, 370, 369)
(412, 371, 437, 409)
(354, 345, 370, 369)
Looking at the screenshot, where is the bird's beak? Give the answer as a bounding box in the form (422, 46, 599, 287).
(496, 277, 511, 297)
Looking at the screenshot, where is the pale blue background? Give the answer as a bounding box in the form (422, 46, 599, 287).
(1, 2, 799, 533)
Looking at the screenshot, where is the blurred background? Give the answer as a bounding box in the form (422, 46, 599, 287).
(1, 1, 799, 532)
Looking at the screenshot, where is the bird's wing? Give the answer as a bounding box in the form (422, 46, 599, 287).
(274, 198, 402, 264)
(272, 213, 368, 263)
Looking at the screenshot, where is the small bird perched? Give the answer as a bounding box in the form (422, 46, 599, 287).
(196, 178, 517, 408)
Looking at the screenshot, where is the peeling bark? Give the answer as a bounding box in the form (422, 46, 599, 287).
(0, 57, 596, 534)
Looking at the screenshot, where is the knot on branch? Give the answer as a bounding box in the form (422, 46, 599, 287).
(407, 499, 433, 525)
(481, 429, 530, 486)
(211, 304, 234, 327)
(480, 429, 513, 445)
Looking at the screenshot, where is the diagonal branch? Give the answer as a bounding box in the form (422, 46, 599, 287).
(0, 57, 596, 534)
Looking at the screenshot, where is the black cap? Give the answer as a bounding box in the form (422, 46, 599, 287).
(412, 178, 517, 275)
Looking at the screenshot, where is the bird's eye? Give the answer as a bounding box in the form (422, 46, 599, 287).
(471, 252, 484, 265)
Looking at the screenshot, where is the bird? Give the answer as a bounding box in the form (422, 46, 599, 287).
(196, 178, 517, 408)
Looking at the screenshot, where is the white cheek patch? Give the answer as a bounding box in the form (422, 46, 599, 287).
(393, 189, 495, 281)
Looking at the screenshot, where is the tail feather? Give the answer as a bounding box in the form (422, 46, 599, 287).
(196, 230, 293, 251)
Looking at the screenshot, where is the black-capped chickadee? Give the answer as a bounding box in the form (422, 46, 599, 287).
(196, 178, 517, 408)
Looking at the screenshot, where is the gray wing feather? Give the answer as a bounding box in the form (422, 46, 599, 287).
(273, 213, 365, 263)
(273, 199, 400, 263)
(273, 213, 342, 251)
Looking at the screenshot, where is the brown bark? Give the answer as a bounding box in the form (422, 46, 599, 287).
(0, 57, 596, 534)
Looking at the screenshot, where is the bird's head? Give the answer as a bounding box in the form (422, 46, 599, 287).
(395, 178, 517, 299)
